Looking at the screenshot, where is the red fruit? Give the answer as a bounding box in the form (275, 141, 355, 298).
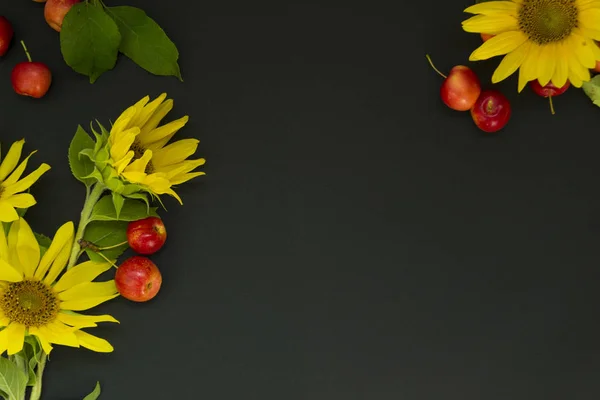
(426, 54, 481, 111)
(529, 79, 570, 115)
(480, 33, 494, 42)
(594, 60, 600, 73)
(126, 216, 167, 255)
(115, 256, 163, 302)
(0, 17, 14, 57)
(44, 0, 81, 32)
(470, 90, 511, 133)
(11, 41, 52, 99)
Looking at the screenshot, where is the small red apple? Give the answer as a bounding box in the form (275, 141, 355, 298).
(11, 41, 52, 99)
(480, 33, 494, 42)
(115, 256, 162, 302)
(529, 79, 570, 115)
(470, 90, 511, 133)
(0, 16, 14, 57)
(426, 54, 481, 111)
(44, 0, 81, 32)
(127, 216, 167, 255)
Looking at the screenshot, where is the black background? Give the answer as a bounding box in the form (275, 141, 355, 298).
(2, 0, 600, 399)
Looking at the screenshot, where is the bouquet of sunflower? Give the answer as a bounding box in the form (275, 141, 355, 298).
(0, 93, 204, 400)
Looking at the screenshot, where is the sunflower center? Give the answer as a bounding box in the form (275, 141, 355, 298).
(130, 140, 154, 174)
(518, 0, 579, 44)
(0, 280, 59, 327)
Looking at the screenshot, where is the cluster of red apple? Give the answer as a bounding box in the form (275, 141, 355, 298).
(115, 216, 168, 303)
(427, 34, 576, 132)
(0, 1, 79, 99)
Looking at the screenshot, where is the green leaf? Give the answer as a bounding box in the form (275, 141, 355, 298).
(33, 233, 52, 259)
(16, 336, 42, 386)
(69, 126, 97, 187)
(582, 75, 600, 106)
(112, 192, 124, 220)
(81, 168, 105, 184)
(106, 6, 182, 80)
(90, 195, 157, 222)
(82, 221, 129, 262)
(60, 2, 122, 83)
(83, 381, 101, 400)
(0, 356, 27, 400)
(123, 192, 151, 213)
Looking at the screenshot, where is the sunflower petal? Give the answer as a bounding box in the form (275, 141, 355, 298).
(43, 236, 74, 285)
(74, 330, 114, 352)
(469, 30, 528, 61)
(0, 227, 7, 261)
(2, 151, 36, 187)
(462, 14, 518, 34)
(518, 44, 542, 91)
(110, 127, 140, 163)
(537, 44, 556, 86)
(0, 140, 24, 182)
(570, 32, 596, 68)
(2, 164, 51, 197)
(60, 293, 120, 311)
(15, 218, 40, 278)
(0, 330, 8, 355)
(464, 1, 519, 15)
(35, 221, 74, 280)
(139, 100, 174, 136)
(58, 312, 119, 328)
(138, 116, 189, 147)
(5, 194, 36, 209)
(58, 281, 118, 301)
(38, 323, 79, 348)
(170, 172, 206, 186)
(0, 259, 23, 282)
(492, 41, 531, 83)
(28, 327, 53, 354)
(0, 202, 18, 223)
(5, 323, 25, 355)
(151, 139, 200, 167)
(53, 260, 113, 292)
(123, 149, 152, 174)
(131, 93, 167, 128)
(579, 26, 600, 41)
(580, 8, 600, 30)
(552, 42, 570, 87)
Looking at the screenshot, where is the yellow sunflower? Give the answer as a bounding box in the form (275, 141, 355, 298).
(0, 217, 119, 355)
(0, 140, 50, 222)
(462, 0, 600, 91)
(108, 93, 205, 204)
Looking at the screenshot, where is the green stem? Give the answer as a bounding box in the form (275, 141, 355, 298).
(29, 353, 46, 400)
(67, 183, 106, 270)
(20, 41, 32, 63)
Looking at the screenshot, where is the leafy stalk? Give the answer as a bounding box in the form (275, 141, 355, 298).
(28, 354, 46, 400)
(67, 183, 106, 270)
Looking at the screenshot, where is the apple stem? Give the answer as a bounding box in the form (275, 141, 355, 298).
(425, 54, 447, 79)
(20, 40, 32, 63)
(548, 95, 555, 115)
(98, 241, 128, 251)
(95, 249, 120, 269)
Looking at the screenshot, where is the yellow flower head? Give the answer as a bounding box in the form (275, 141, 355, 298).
(462, 0, 600, 91)
(0, 217, 119, 355)
(0, 140, 50, 222)
(108, 93, 205, 204)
